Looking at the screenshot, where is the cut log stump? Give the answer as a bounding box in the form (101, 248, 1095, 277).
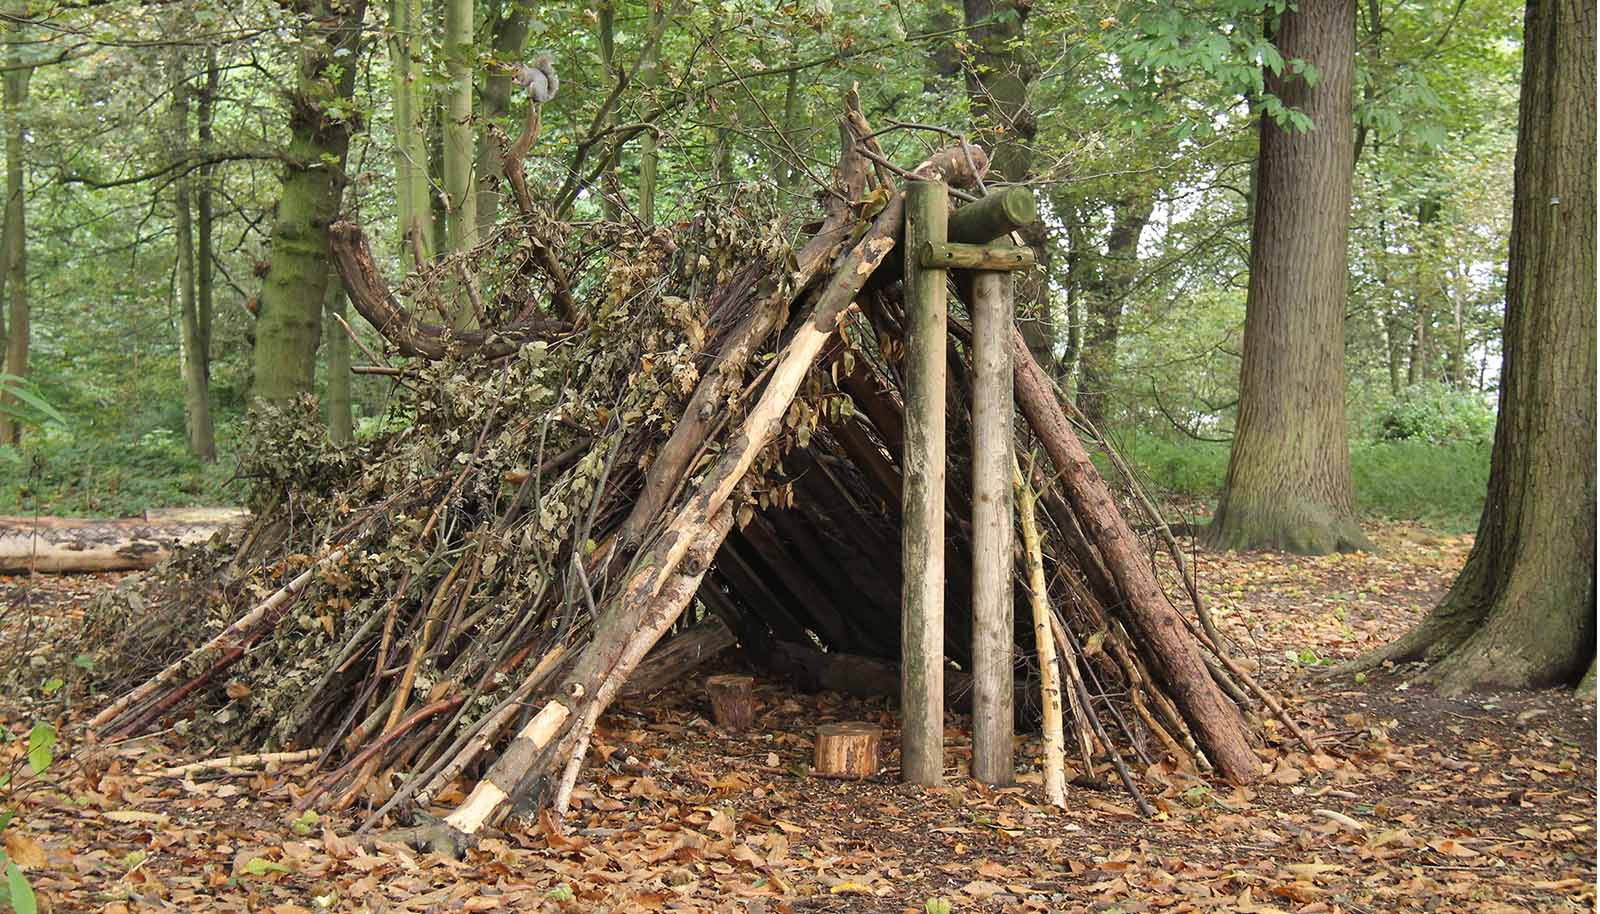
(813, 721, 881, 778)
(705, 674, 755, 730)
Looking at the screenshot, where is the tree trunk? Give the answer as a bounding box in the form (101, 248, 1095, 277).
(197, 46, 219, 372)
(1347, 0, 1596, 693)
(638, 1, 665, 223)
(474, 0, 531, 236)
(391, 0, 434, 264)
(442, 0, 477, 264)
(1077, 196, 1153, 428)
(252, 0, 367, 405)
(0, 43, 30, 446)
(171, 48, 216, 462)
(1204, 0, 1371, 554)
(962, 0, 1035, 186)
(325, 278, 353, 444)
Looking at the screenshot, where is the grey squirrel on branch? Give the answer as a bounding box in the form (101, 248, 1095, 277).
(509, 54, 559, 161)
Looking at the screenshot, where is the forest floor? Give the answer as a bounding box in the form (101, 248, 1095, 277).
(1, 520, 1594, 914)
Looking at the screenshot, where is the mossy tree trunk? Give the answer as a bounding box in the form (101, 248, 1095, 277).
(1204, 0, 1371, 555)
(441, 0, 477, 256)
(390, 0, 433, 264)
(0, 40, 30, 446)
(170, 46, 216, 461)
(252, 0, 367, 405)
(1348, 0, 1595, 694)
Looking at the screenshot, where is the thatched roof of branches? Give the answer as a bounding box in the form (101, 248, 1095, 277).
(79, 94, 1295, 853)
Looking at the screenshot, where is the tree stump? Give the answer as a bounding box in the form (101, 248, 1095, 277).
(705, 674, 755, 730)
(813, 721, 882, 778)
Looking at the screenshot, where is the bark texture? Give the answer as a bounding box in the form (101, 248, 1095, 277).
(1347, 0, 1596, 693)
(252, 0, 367, 404)
(1205, 0, 1372, 554)
(391, 0, 434, 262)
(0, 47, 29, 445)
(171, 48, 216, 461)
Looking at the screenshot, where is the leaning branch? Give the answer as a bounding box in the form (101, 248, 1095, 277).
(329, 221, 572, 360)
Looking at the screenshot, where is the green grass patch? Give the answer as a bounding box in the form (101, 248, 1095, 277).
(0, 427, 240, 517)
(1106, 431, 1490, 533)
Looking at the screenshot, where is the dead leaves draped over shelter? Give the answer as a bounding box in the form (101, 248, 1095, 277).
(78, 97, 1271, 845)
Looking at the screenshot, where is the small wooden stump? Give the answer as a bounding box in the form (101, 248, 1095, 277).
(813, 721, 882, 779)
(705, 674, 755, 730)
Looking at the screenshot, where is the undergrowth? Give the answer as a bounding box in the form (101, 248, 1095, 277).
(0, 427, 239, 517)
(1110, 431, 1491, 533)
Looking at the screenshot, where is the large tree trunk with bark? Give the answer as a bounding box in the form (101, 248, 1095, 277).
(1205, 0, 1371, 555)
(252, 0, 367, 404)
(1345, 0, 1595, 693)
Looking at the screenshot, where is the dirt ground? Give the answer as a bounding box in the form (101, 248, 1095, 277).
(1, 521, 1594, 913)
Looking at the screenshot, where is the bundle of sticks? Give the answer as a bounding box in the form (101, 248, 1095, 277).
(82, 94, 1300, 855)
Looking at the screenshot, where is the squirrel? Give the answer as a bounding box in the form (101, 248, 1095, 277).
(508, 54, 559, 162)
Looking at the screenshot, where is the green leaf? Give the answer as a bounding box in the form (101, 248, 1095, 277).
(0, 374, 67, 428)
(25, 724, 54, 776)
(40, 679, 62, 696)
(243, 857, 291, 876)
(6, 861, 36, 914)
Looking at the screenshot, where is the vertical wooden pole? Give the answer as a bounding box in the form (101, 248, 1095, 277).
(970, 261, 1015, 786)
(901, 180, 948, 786)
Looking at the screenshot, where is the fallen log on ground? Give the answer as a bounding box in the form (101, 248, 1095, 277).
(0, 508, 247, 573)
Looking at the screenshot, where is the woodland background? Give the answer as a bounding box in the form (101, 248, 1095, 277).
(0, 0, 1517, 530)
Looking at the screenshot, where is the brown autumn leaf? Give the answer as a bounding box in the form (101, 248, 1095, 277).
(3, 831, 46, 869)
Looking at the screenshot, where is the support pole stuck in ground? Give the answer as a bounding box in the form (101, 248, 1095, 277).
(970, 252, 1016, 787)
(901, 179, 949, 786)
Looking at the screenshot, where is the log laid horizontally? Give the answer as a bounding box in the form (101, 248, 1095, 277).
(0, 508, 247, 574)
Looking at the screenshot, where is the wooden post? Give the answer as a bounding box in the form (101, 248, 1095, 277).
(901, 179, 948, 786)
(970, 251, 1015, 787)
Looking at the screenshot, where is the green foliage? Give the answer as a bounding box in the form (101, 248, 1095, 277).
(1113, 431, 1490, 531)
(1349, 438, 1491, 532)
(0, 375, 66, 430)
(1371, 381, 1497, 444)
(0, 722, 53, 914)
(0, 427, 237, 517)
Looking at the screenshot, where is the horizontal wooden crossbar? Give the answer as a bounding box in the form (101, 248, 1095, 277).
(918, 241, 1036, 271)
